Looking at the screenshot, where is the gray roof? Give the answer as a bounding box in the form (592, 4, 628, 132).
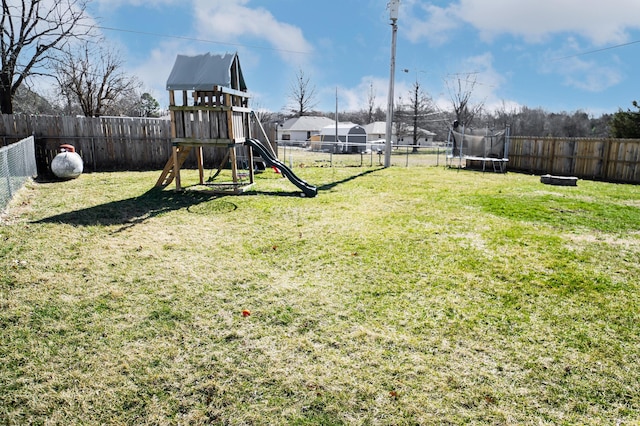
(320, 122, 366, 136)
(281, 116, 335, 131)
(363, 121, 388, 134)
(166, 52, 247, 91)
(404, 126, 437, 136)
(363, 121, 435, 136)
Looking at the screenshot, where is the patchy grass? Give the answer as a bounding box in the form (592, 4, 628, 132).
(1, 166, 639, 425)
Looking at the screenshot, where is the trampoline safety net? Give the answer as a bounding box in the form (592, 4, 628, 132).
(447, 125, 510, 172)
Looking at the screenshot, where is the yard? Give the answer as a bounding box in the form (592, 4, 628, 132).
(1, 165, 639, 425)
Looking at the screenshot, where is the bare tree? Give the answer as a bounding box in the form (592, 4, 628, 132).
(393, 95, 408, 144)
(491, 100, 517, 130)
(446, 73, 484, 128)
(396, 81, 435, 152)
(13, 85, 55, 114)
(287, 68, 317, 117)
(366, 82, 376, 124)
(253, 109, 273, 127)
(1, 0, 93, 114)
(117, 89, 147, 117)
(53, 41, 140, 117)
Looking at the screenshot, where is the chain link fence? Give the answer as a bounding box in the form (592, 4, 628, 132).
(1, 136, 37, 213)
(276, 141, 449, 169)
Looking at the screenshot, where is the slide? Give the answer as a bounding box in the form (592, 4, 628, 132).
(245, 138, 318, 197)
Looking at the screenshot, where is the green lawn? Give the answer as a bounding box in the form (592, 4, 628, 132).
(1, 166, 639, 425)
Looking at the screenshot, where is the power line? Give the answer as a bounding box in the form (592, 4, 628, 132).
(3, 13, 312, 55)
(95, 24, 312, 55)
(552, 40, 640, 60)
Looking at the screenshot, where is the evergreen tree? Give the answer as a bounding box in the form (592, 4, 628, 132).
(609, 101, 640, 138)
(140, 93, 160, 117)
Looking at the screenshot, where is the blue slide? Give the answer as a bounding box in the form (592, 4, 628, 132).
(245, 138, 318, 197)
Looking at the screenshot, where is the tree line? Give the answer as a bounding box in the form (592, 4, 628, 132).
(2, 1, 638, 139)
(284, 69, 639, 142)
(2, 0, 160, 118)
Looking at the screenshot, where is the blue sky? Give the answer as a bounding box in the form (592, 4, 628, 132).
(88, 0, 640, 116)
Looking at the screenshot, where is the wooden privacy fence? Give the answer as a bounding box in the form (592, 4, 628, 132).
(508, 136, 640, 183)
(0, 114, 173, 175)
(2, 114, 640, 183)
(0, 114, 275, 177)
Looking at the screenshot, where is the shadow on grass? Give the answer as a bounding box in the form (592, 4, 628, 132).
(317, 167, 384, 191)
(33, 168, 382, 229)
(241, 167, 384, 197)
(243, 190, 311, 197)
(33, 187, 235, 232)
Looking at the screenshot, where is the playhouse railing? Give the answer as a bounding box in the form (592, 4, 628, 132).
(169, 86, 250, 144)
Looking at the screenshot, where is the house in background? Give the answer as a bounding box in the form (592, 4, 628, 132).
(363, 121, 397, 144)
(397, 126, 437, 146)
(277, 116, 335, 144)
(363, 121, 437, 146)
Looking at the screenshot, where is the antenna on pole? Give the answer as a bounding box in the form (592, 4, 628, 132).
(384, 0, 400, 167)
(389, 0, 399, 20)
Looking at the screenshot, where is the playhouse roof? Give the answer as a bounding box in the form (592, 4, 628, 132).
(166, 52, 247, 91)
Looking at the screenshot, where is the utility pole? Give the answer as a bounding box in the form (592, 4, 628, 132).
(384, 0, 400, 167)
(335, 86, 339, 154)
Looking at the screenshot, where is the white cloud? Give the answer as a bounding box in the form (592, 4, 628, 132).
(94, 0, 180, 10)
(567, 66, 624, 92)
(92, 0, 313, 59)
(402, 0, 460, 46)
(331, 77, 390, 112)
(328, 61, 510, 117)
(89, 0, 316, 112)
(310, 74, 405, 114)
(127, 41, 189, 108)
(405, 0, 640, 45)
(542, 51, 624, 92)
(436, 53, 506, 111)
(192, 0, 313, 62)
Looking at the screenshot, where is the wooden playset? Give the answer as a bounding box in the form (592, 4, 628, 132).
(155, 52, 256, 194)
(155, 52, 317, 197)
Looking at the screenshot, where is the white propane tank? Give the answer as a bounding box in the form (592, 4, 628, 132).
(51, 144, 83, 179)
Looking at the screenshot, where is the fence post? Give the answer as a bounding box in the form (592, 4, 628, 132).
(602, 138, 611, 180)
(21, 137, 29, 176)
(91, 137, 96, 172)
(548, 138, 555, 174)
(2, 150, 11, 198)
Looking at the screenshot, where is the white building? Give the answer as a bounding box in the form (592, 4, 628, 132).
(363, 121, 396, 143)
(397, 126, 437, 146)
(363, 121, 436, 146)
(277, 116, 335, 144)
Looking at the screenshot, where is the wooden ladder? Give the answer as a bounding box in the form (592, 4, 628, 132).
(155, 146, 192, 187)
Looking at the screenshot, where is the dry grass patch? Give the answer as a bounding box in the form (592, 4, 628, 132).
(1, 167, 639, 425)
